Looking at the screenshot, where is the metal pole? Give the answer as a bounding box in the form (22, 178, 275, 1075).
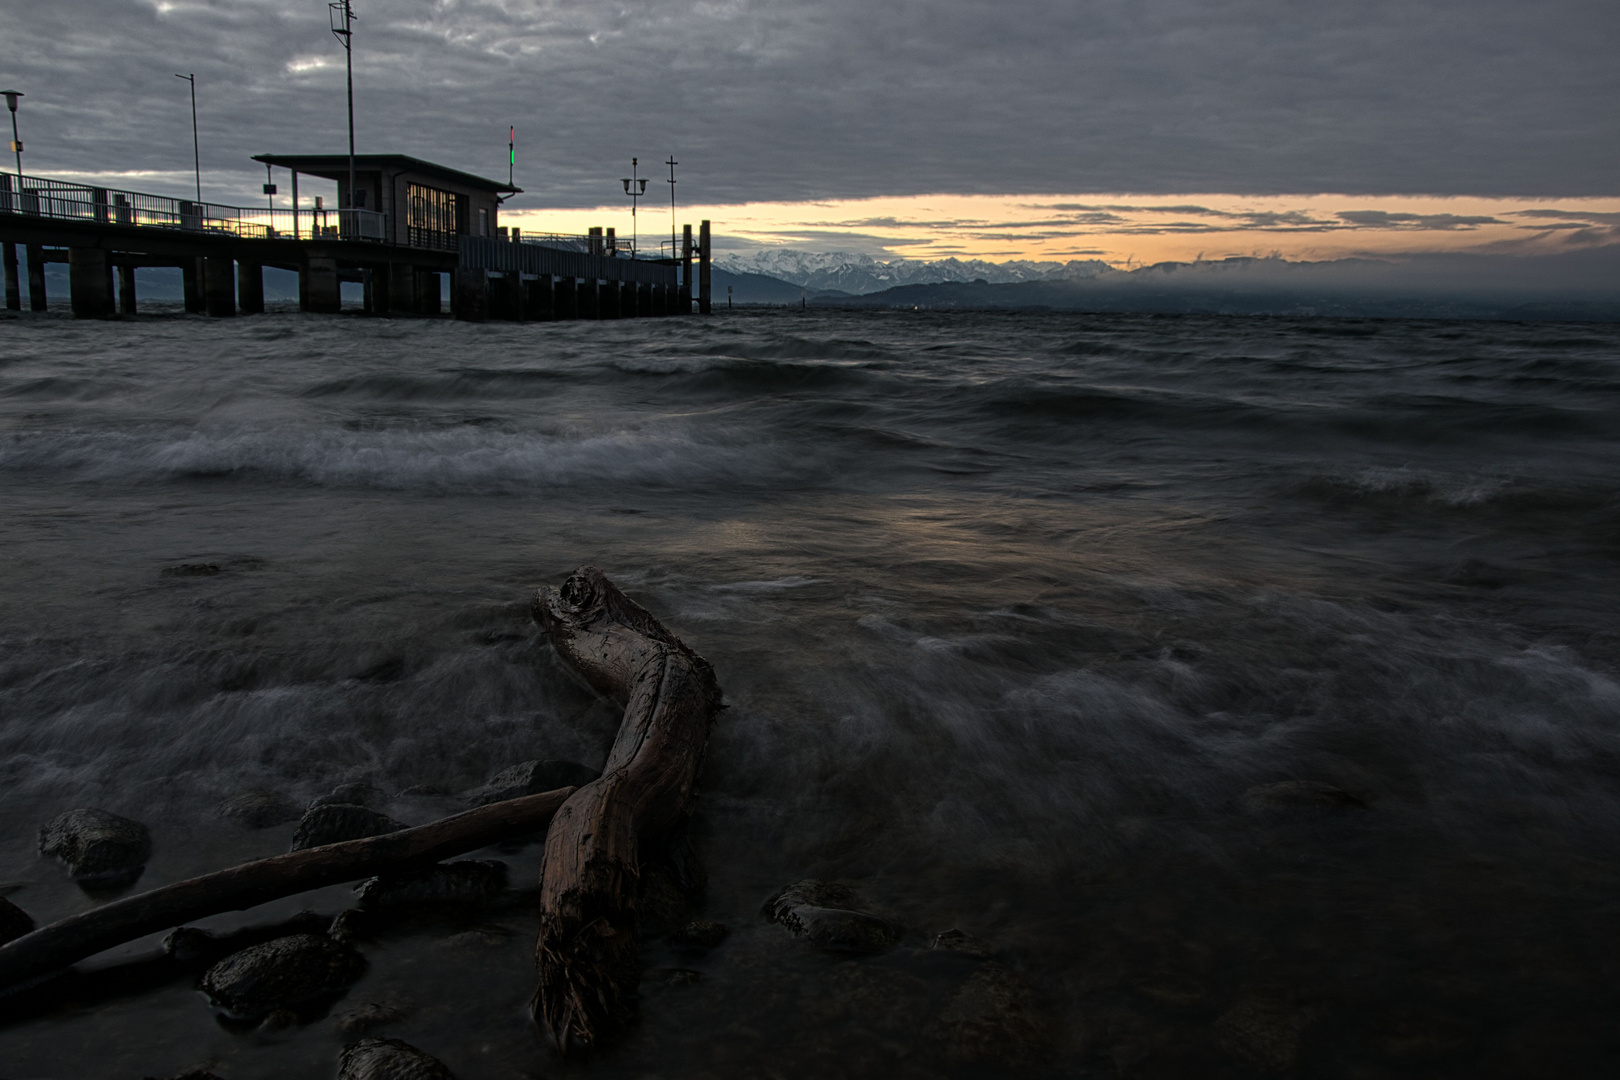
(3, 91, 21, 181)
(665, 155, 677, 259)
(175, 74, 200, 203)
(330, 2, 356, 213)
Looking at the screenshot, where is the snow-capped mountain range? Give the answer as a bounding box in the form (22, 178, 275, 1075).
(715, 250, 1114, 295)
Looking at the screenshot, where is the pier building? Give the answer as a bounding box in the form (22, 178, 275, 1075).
(0, 154, 709, 320)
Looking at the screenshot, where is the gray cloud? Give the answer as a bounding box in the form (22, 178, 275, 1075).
(0, 0, 1614, 211)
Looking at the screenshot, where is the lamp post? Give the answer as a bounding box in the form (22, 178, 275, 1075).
(330, 1, 356, 214)
(2, 90, 21, 181)
(174, 74, 200, 203)
(621, 157, 648, 255)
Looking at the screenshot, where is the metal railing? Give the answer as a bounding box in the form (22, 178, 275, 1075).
(513, 232, 672, 261)
(0, 171, 386, 243)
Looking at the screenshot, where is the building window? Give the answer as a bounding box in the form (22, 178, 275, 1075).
(479, 207, 489, 236)
(407, 183, 463, 249)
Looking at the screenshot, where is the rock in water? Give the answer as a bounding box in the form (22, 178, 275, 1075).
(200, 934, 367, 1020)
(290, 804, 406, 851)
(38, 808, 152, 883)
(927, 962, 1050, 1066)
(463, 759, 598, 806)
(355, 860, 508, 909)
(0, 896, 34, 946)
(1241, 780, 1367, 812)
(763, 879, 900, 955)
(338, 1037, 456, 1080)
(310, 782, 385, 810)
(218, 789, 301, 828)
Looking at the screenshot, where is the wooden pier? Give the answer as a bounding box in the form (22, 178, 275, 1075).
(0, 154, 709, 320)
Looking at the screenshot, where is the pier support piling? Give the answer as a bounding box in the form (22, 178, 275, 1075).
(118, 264, 137, 315)
(388, 263, 416, 314)
(682, 224, 694, 314)
(699, 220, 712, 315)
(416, 270, 441, 316)
(453, 268, 489, 322)
(3, 243, 18, 311)
(26, 245, 46, 311)
(182, 258, 203, 314)
(69, 248, 114, 319)
(204, 257, 236, 317)
(237, 262, 264, 315)
(306, 258, 339, 314)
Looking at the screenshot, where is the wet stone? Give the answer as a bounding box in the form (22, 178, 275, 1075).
(932, 928, 994, 959)
(0, 896, 34, 946)
(1241, 780, 1367, 812)
(200, 933, 367, 1020)
(163, 911, 331, 966)
(37, 807, 151, 883)
(464, 759, 598, 806)
(668, 919, 730, 949)
(764, 879, 900, 955)
(1213, 988, 1321, 1073)
(926, 961, 1050, 1067)
(291, 804, 406, 851)
(218, 789, 301, 829)
(336, 1001, 409, 1035)
(355, 860, 508, 909)
(310, 782, 385, 811)
(338, 1036, 457, 1080)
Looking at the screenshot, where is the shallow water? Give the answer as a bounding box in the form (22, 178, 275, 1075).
(1, 308, 1618, 1078)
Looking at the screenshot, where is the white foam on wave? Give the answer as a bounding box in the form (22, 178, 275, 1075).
(0, 421, 818, 493)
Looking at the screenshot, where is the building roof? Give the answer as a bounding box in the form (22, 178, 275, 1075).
(251, 153, 520, 194)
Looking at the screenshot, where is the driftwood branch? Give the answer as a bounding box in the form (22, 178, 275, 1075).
(531, 566, 723, 1052)
(0, 787, 573, 992)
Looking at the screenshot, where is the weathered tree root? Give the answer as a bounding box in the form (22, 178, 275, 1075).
(531, 566, 724, 1053)
(0, 788, 574, 992)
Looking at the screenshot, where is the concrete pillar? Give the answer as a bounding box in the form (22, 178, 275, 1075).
(204, 257, 236, 317)
(26, 245, 47, 311)
(306, 258, 340, 314)
(682, 224, 693, 314)
(534, 274, 555, 320)
(182, 258, 204, 314)
(599, 278, 619, 320)
(578, 278, 598, 320)
(3, 243, 19, 311)
(388, 263, 416, 314)
(118, 264, 137, 315)
(555, 278, 575, 321)
(69, 247, 114, 319)
(453, 268, 489, 322)
(416, 270, 441, 316)
(237, 262, 264, 315)
(699, 220, 712, 315)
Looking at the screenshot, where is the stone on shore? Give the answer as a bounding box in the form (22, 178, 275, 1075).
(37, 807, 151, 883)
(200, 933, 367, 1020)
(463, 759, 598, 806)
(290, 804, 406, 851)
(338, 1037, 457, 1080)
(218, 789, 301, 829)
(763, 879, 900, 955)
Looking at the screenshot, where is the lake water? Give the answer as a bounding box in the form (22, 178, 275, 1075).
(1, 308, 1617, 1078)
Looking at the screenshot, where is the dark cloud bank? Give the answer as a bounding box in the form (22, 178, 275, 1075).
(795, 246, 1620, 321)
(1, 0, 1615, 209)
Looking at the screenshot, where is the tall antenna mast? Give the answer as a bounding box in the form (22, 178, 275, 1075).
(665, 155, 678, 258)
(621, 157, 647, 254)
(508, 126, 515, 188)
(174, 74, 200, 203)
(329, 1, 356, 211)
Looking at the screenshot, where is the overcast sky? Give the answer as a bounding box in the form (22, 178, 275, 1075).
(3, 0, 1615, 217)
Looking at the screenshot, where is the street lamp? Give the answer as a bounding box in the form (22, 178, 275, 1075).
(330, 1, 356, 214)
(173, 74, 200, 203)
(620, 157, 648, 255)
(3, 90, 24, 180)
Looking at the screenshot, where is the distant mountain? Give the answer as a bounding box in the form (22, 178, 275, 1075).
(808, 250, 1620, 322)
(717, 250, 1112, 295)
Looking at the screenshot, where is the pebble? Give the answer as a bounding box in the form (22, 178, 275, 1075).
(290, 804, 407, 851)
(200, 933, 367, 1020)
(37, 807, 152, 883)
(217, 789, 301, 829)
(0, 896, 35, 945)
(338, 1036, 457, 1080)
(464, 759, 598, 805)
(336, 1001, 408, 1035)
(355, 860, 508, 909)
(763, 879, 900, 955)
